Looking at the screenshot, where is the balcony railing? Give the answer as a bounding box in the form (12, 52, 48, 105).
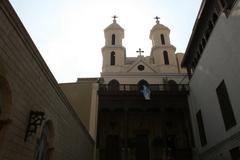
(98, 84, 189, 93)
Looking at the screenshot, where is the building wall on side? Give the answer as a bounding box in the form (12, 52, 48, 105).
(88, 83, 99, 141)
(60, 79, 97, 136)
(176, 53, 187, 73)
(188, 3, 240, 160)
(0, 1, 93, 160)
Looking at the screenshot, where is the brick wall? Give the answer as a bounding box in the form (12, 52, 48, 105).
(0, 0, 94, 159)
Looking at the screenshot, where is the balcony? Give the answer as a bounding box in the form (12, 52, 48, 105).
(98, 83, 189, 96)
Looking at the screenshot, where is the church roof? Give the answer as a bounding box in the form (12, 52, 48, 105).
(104, 20, 124, 31)
(150, 21, 170, 32)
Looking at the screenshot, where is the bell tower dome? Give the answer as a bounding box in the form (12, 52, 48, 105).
(150, 17, 177, 68)
(104, 16, 124, 46)
(150, 17, 171, 47)
(101, 16, 126, 73)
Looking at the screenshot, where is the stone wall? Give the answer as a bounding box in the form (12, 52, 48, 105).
(0, 0, 93, 159)
(60, 79, 97, 134)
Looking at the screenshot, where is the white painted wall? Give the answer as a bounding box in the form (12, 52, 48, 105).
(189, 2, 240, 159)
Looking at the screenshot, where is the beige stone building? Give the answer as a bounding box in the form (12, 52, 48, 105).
(60, 78, 99, 140)
(61, 16, 194, 160)
(3, 0, 240, 159)
(0, 0, 93, 159)
(96, 17, 193, 160)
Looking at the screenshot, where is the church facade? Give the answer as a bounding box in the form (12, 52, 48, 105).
(1, 0, 240, 160)
(61, 1, 240, 158)
(95, 17, 194, 160)
(60, 16, 195, 160)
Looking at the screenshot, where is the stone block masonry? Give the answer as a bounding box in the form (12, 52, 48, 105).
(0, 0, 94, 159)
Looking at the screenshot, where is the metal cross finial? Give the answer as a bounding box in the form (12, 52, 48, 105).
(154, 16, 160, 24)
(136, 48, 144, 56)
(112, 15, 118, 23)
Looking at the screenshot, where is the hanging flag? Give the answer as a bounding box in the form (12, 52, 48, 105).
(141, 85, 151, 100)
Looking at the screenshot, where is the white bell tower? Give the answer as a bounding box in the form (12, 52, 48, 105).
(150, 17, 177, 67)
(101, 16, 126, 73)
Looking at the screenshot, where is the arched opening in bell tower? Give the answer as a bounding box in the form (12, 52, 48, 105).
(163, 51, 169, 65)
(110, 51, 116, 65)
(160, 34, 165, 45)
(111, 34, 116, 45)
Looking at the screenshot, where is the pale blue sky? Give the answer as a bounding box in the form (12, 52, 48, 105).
(9, 0, 202, 83)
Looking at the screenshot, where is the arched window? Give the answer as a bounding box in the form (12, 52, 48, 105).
(163, 51, 169, 65)
(108, 79, 120, 91)
(111, 34, 115, 45)
(160, 34, 165, 45)
(138, 79, 149, 91)
(168, 80, 178, 91)
(35, 120, 55, 160)
(110, 51, 115, 65)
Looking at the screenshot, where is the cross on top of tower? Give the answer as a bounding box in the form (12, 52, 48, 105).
(112, 15, 118, 23)
(136, 48, 144, 56)
(154, 16, 160, 24)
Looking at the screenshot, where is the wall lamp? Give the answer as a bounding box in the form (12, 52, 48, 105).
(24, 110, 45, 142)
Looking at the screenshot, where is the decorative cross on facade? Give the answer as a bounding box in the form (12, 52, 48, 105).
(154, 16, 160, 24)
(112, 15, 118, 22)
(136, 48, 144, 56)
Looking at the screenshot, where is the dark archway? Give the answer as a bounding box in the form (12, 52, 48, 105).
(108, 79, 120, 91)
(138, 80, 149, 91)
(168, 80, 178, 91)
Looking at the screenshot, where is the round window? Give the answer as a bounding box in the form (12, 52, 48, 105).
(137, 65, 145, 71)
